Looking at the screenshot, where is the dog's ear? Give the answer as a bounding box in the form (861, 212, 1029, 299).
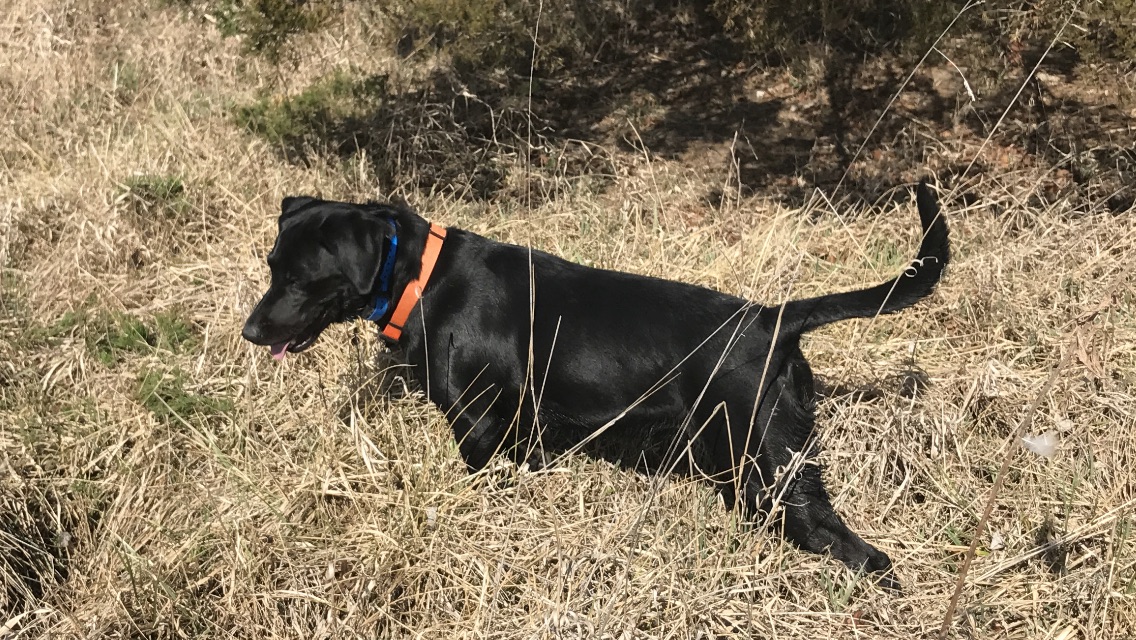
(280, 196, 317, 224)
(332, 215, 395, 297)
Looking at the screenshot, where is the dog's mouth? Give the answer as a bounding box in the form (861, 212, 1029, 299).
(269, 320, 329, 360)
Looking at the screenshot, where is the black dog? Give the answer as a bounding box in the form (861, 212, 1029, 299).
(243, 182, 948, 587)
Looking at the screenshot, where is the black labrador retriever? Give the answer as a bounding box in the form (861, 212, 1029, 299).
(243, 182, 949, 588)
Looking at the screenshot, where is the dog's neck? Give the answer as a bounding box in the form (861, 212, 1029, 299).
(367, 213, 447, 343)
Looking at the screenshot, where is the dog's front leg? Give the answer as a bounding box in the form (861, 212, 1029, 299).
(446, 403, 550, 473)
(443, 399, 513, 473)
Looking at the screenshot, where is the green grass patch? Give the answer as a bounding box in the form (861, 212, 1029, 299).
(23, 306, 198, 365)
(9, 285, 197, 370)
(819, 568, 860, 611)
(110, 60, 142, 105)
(136, 368, 233, 426)
(863, 237, 906, 272)
(123, 174, 185, 205)
(82, 309, 198, 366)
(18, 300, 93, 348)
(0, 262, 30, 321)
(91, 311, 195, 365)
(212, 0, 331, 62)
(121, 174, 193, 224)
(234, 70, 387, 148)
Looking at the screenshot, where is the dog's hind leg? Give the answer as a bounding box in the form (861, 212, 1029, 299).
(765, 459, 896, 587)
(450, 408, 548, 473)
(748, 358, 898, 588)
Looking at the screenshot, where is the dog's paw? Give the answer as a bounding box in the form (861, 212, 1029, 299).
(871, 567, 901, 592)
(862, 548, 901, 592)
(522, 449, 549, 473)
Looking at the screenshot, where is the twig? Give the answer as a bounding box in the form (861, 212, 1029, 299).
(937, 280, 1122, 638)
(933, 47, 976, 102)
(525, 0, 544, 210)
(974, 496, 1136, 582)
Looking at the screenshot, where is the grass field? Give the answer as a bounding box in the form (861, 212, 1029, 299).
(2, 2, 1135, 638)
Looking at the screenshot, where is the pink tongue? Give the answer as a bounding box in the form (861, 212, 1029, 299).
(270, 342, 290, 360)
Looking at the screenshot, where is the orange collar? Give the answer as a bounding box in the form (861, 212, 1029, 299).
(381, 223, 447, 343)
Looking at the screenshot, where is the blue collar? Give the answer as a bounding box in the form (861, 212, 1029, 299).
(365, 222, 399, 321)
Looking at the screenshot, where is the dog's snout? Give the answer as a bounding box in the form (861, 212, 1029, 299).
(241, 318, 265, 344)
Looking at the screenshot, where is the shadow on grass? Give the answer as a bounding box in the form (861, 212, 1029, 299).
(236, 5, 1134, 210)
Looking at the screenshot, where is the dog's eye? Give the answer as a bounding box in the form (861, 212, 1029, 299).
(268, 267, 295, 287)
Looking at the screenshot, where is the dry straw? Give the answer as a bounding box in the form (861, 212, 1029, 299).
(2, 0, 1134, 638)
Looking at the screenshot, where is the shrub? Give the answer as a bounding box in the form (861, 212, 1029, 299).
(1084, 0, 1136, 63)
(709, 0, 968, 59)
(187, 0, 1135, 73)
(1003, 0, 1136, 65)
(380, 0, 603, 76)
(234, 69, 515, 198)
(234, 70, 386, 149)
(210, 0, 335, 62)
(198, 0, 656, 75)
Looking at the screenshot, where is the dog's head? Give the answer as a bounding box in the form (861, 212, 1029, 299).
(242, 196, 402, 359)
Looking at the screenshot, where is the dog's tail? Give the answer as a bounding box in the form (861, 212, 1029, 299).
(777, 180, 949, 336)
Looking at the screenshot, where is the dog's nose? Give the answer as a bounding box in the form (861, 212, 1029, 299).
(241, 320, 265, 344)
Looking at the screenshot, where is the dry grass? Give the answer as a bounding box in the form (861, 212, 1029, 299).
(2, 2, 1135, 639)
